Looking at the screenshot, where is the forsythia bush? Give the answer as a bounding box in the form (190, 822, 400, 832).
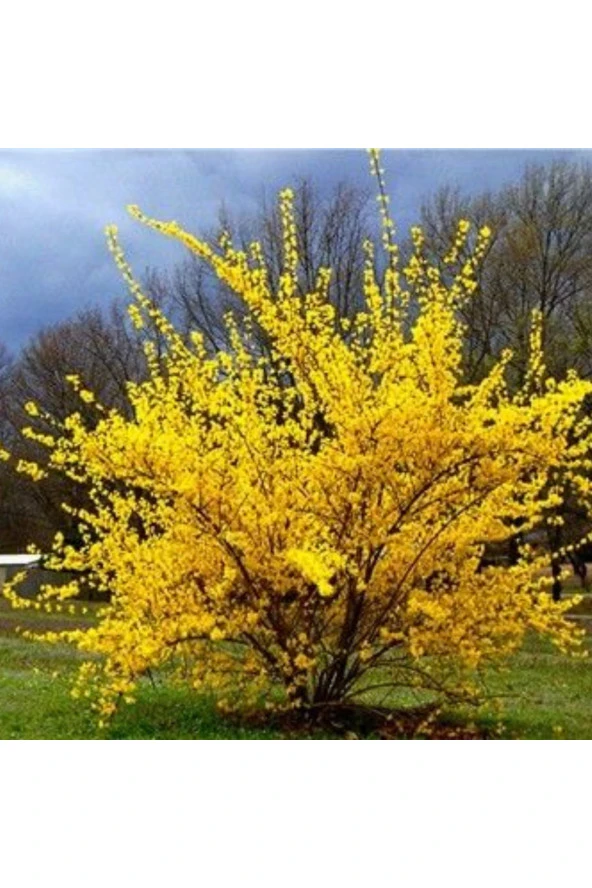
(5, 152, 592, 723)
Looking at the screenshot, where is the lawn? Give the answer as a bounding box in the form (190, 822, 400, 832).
(1, 594, 591, 739)
(0, 599, 320, 739)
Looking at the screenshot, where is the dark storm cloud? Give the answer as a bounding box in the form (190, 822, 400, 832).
(0, 149, 588, 352)
(0, 150, 258, 348)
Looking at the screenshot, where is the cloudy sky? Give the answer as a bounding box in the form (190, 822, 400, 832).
(0, 149, 588, 353)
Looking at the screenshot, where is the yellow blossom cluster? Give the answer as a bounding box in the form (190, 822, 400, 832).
(4, 153, 592, 720)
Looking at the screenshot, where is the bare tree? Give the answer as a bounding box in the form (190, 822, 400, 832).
(0, 342, 21, 553)
(421, 159, 592, 596)
(1, 304, 147, 552)
(144, 178, 374, 354)
(419, 159, 592, 385)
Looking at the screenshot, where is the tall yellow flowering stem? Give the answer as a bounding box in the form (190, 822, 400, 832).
(5, 156, 592, 724)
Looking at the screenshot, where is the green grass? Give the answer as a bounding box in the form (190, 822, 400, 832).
(0, 633, 297, 739)
(0, 600, 325, 739)
(1, 597, 591, 739)
(443, 632, 592, 739)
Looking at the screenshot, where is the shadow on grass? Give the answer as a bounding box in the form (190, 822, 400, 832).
(106, 687, 290, 740)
